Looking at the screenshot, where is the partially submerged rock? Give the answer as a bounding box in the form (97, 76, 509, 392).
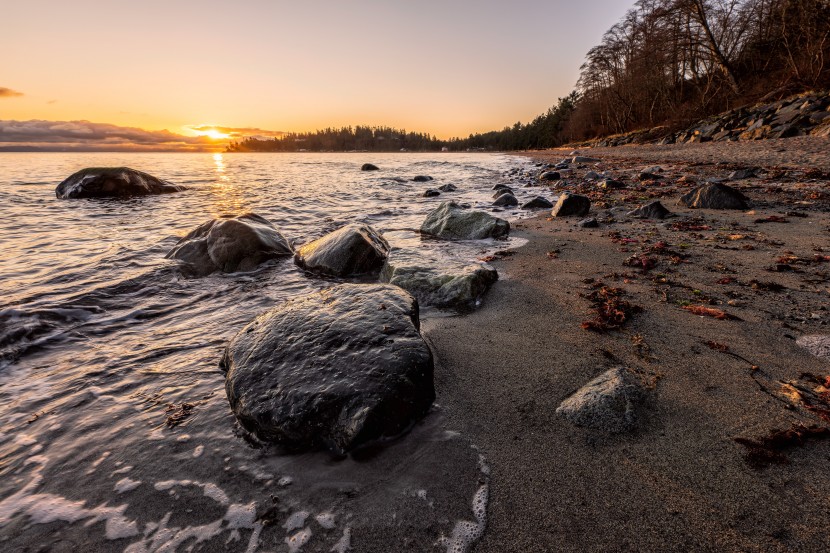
(796, 335, 830, 360)
(556, 367, 647, 433)
(493, 193, 518, 207)
(629, 201, 674, 220)
(413, 175, 433, 182)
(294, 223, 390, 276)
(361, 163, 379, 171)
(166, 213, 293, 275)
(521, 196, 554, 210)
(679, 183, 750, 210)
(380, 249, 498, 310)
(423, 189, 441, 197)
(551, 192, 591, 217)
(492, 188, 513, 199)
(220, 284, 435, 454)
(438, 183, 457, 192)
(56, 167, 185, 199)
(420, 201, 510, 240)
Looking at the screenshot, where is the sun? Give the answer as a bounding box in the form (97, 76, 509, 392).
(199, 128, 230, 140)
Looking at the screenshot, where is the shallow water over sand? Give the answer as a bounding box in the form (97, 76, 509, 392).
(0, 152, 538, 551)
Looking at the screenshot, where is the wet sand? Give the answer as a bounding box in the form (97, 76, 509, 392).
(423, 137, 830, 552)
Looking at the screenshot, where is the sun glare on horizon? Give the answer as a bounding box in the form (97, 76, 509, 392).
(191, 127, 230, 140)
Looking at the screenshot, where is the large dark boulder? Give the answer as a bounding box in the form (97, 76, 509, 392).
(294, 223, 390, 276)
(166, 213, 293, 275)
(679, 183, 749, 210)
(551, 192, 591, 217)
(420, 201, 510, 240)
(56, 167, 185, 199)
(220, 284, 435, 453)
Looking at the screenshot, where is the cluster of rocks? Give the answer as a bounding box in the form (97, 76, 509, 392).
(582, 90, 830, 147)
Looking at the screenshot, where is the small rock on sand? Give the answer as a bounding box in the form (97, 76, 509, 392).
(556, 367, 648, 433)
(628, 201, 674, 220)
(552, 193, 591, 217)
(678, 183, 750, 210)
(796, 335, 830, 360)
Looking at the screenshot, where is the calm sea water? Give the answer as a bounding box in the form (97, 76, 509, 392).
(0, 152, 540, 552)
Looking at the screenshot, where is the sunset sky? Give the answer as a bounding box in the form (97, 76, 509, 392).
(2, 0, 633, 151)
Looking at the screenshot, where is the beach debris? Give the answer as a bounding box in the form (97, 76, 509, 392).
(580, 284, 642, 332)
(492, 193, 518, 207)
(423, 189, 441, 197)
(749, 280, 785, 292)
(361, 163, 379, 171)
(166, 213, 294, 275)
(678, 183, 750, 210)
(420, 201, 510, 240)
(735, 424, 830, 469)
(551, 192, 591, 217)
(220, 284, 434, 454)
(521, 196, 554, 210)
(412, 175, 433, 182)
(682, 305, 740, 320)
(165, 402, 195, 427)
(294, 223, 390, 277)
(380, 250, 497, 310)
(780, 372, 830, 423)
(754, 215, 788, 223)
(628, 201, 673, 219)
(623, 254, 658, 273)
(55, 167, 186, 199)
(670, 218, 711, 231)
(796, 335, 830, 361)
(556, 367, 648, 433)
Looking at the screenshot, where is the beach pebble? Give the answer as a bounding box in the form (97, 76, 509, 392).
(221, 284, 434, 454)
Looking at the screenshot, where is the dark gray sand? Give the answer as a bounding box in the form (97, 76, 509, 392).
(424, 139, 830, 552)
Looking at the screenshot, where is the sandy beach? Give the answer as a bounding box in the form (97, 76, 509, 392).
(423, 137, 830, 552)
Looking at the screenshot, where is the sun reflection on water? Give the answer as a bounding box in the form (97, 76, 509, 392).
(209, 153, 247, 215)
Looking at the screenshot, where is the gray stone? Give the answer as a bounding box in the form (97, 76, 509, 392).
(521, 196, 554, 210)
(380, 250, 498, 310)
(294, 223, 390, 276)
(493, 193, 518, 207)
(220, 284, 434, 453)
(628, 201, 674, 220)
(551, 192, 591, 217)
(578, 217, 599, 228)
(796, 335, 830, 360)
(56, 167, 185, 199)
(166, 213, 292, 275)
(679, 183, 750, 210)
(420, 201, 510, 240)
(555, 367, 647, 433)
(572, 156, 600, 163)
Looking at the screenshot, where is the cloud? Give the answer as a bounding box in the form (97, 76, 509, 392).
(0, 119, 220, 152)
(187, 125, 285, 138)
(0, 87, 24, 98)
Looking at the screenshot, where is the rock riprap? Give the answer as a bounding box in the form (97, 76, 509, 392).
(294, 223, 390, 277)
(166, 213, 293, 275)
(220, 284, 435, 453)
(420, 201, 510, 240)
(56, 167, 185, 199)
(380, 249, 498, 310)
(679, 183, 749, 210)
(551, 192, 591, 217)
(556, 367, 648, 433)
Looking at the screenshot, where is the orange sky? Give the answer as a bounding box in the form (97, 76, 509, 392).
(1, 1, 633, 149)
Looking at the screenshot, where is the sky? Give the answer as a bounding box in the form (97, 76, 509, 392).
(1, 0, 635, 151)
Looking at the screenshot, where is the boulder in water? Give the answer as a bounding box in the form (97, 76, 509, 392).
(412, 175, 433, 182)
(628, 201, 674, 220)
(294, 223, 390, 277)
(521, 196, 554, 210)
(220, 284, 435, 454)
(420, 201, 510, 240)
(361, 163, 380, 171)
(438, 183, 457, 192)
(423, 189, 441, 198)
(551, 192, 591, 217)
(556, 367, 648, 433)
(380, 249, 498, 310)
(166, 213, 293, 275)
(56, 167, 185, 199)
(678, 183, 749, 209)
(493, 193, 518, 207)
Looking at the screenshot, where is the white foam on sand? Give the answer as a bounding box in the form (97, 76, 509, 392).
(192, 445, 204, 457)
(285, 527, 312, 553)
(330, 526, 351, 553)
(437, 452, 491, 553)
(283, 510, 309, 532)
(315, 512, 336, 530)
(114, 478, 142, 494)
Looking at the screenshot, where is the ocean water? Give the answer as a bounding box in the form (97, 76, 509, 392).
(0, 152, 541, 552)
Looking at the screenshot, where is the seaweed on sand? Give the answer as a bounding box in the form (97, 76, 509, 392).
(580, 284, 642, 332)
(735, 424, 830, 469)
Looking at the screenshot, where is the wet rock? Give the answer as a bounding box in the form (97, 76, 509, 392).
(555, 367, 647, 433)
(551, 192, 591, 217)
(679, 183, 749, 210)
(166, 213, 292, 275)
(438, 183, 457, 192)
(796, 335, 830, 360)
(423, 189, 441, 198)
(420, 201, 510, 240)
(380, 250, 498, 310)
(539, 171, 561, 182)
(361, 163, 379, 171)
(628, 201, 673, 220)
(492, 193, 518, 207)
(492, 183, 512, 191)
(412, 175, 433, 182)
(220, 284, 435, 454)
(521, 196, 554, 210)
(572, 156, 600, 163)
(578, 217, 599, 228)
(56, 167, 185, 199)
(294, 223, 390, 276)
(492, 188, 513, 199)
(599, 178, 625, 190)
